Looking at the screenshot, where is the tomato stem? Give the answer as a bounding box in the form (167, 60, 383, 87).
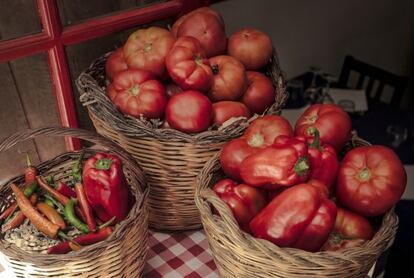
(211, 64, 219, 75)
(294, 157, 310, 176)
(308, 127, 322, 150)
(95, 158, 112, 170)
(358, 168, 371, 181)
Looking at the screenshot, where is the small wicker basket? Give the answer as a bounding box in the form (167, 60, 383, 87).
(0, 127, 148, 278)
(77, 50, 287, 231)
(195, 134, 399, 278)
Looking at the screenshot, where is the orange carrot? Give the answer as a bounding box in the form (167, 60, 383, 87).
(2, 194, 37, 232)
(36, 203, 66, 230)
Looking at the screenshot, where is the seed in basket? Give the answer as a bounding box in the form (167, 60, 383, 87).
(242, 71, 275, 114)
(323, 207, 374, 251)
(250, 181, 337, 252)
(165, 90, 213, 133)
(295, 103, 352, 152)
(240, 136, 310, 188)
(105, 47, 128, 81)
(173, 7, 226, 58)
(212, 101, 250, 126)
(208, 55, 247, 102)
(336, 145, 407, 217)
(213, 179, 267, 232)
(107, 69, 168, 119)
(166, 36, 213, 92)
(123, 26, 175, 78)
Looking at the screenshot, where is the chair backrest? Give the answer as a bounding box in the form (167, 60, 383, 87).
(338, 55, 407, 108)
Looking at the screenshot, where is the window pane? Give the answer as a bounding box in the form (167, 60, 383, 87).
(57, 0, 165, 26)
(0, 53, 66, 182)
(66, 19, 171, 131)
(0, 0, 42, 41)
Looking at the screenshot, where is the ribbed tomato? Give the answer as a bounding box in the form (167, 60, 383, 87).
(295, 104, 352, 151)
(208, 55, 247, 102)
(105, 47, 128, 80)
(107, 69, 167, 119)
(165, 36, 213, 92)
(123, 27, 175, 78)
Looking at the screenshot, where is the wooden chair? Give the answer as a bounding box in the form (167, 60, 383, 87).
(338, 55, 408, 108)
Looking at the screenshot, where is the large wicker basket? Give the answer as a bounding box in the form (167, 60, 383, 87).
(195, 134, 399, 278)
(0, 127, 148, 278)
(77, 50, 287, 231)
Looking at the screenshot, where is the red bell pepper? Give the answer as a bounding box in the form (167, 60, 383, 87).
(239, 136, 310, 189)
(299, 127, 338, 189)
(249, 182, 337, 252)
(82, 153, 130, 223)
(213, 179, 267, 232)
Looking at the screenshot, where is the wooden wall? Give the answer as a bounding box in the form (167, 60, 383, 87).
(0, 0, 165, 182)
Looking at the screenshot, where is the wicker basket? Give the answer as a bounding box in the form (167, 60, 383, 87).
(0, 127, 148, 278)
(195, 134, 399, 278)
(77, 50, 287, 231)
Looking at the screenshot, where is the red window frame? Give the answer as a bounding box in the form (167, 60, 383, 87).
(0, 0, 207, 150)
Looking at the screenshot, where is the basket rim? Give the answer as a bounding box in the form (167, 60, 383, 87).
(76, 50, 288, 143)
(194, 134, 399, 263)
(0, 127, 149, 264)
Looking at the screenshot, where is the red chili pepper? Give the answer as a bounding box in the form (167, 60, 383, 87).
(2, 194, 38, 232)
(56, 181, 77, 198)
(47, 227, 113, 254)
(0, 203, 18, 220)
(299, 127, 339, 189)
(25, 154, 38, 185)
(213, 179, 267, 232)
(83, 153, 130, 223)
(239, 136, 310, 189)
(75, 183, 96, 231)
(250, 182, 337, 252)
(11, 184, 60, 238)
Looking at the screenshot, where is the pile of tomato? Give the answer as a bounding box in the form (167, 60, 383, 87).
(215, 103, 407, 252)
(105, 7, 277, 133)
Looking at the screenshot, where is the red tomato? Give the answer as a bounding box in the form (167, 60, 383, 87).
(208, 55, 247, 102)
(242, 71, 275, 114)
(105, 47, 128, 80)
(220, 138, 257, 181)
(227, 28, 273, 70)
(175, 8, 226, 57)
(323, 207, 373, 251)
(335, 208, 374, 240)
(336, 145, 406, 217)
(165, 82, 182, 98)
(243, 115, 293, 148)
(171, 7, 224, 37)
(295, 104, 352, 151)
(107, 69, 167, 119)
(123, 27, 175, 78)
(166, 90, 213, 133)
(212, 101, 251, 126)
(165, 36, 213, 92)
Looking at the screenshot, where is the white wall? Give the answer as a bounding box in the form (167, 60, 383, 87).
(212, 0, 414, 108)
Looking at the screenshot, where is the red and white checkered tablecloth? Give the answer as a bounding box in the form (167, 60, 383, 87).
(143, 229, 219, 278)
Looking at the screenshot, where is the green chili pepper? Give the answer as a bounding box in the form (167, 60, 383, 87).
(44, 194, 64, 211)
(64, 199, 89, 233)
(72, 150, 85, 183)
(44, 176, 55, 187)
(44, 198, 54, 207)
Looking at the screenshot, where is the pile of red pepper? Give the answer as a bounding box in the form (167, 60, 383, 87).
(215, 104, 407, 252)
(0, 152, 132, 254)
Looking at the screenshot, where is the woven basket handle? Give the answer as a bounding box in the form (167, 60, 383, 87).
(0, 126, 135, 166)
